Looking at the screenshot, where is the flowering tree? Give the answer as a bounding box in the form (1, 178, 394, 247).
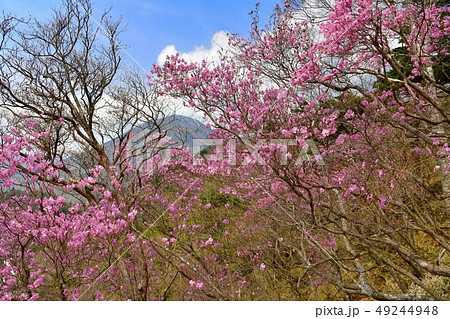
(153, 0, 450, 300)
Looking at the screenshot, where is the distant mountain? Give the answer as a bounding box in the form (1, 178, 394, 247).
(159, 114, 212, 149)
(104, 114, 212, 152)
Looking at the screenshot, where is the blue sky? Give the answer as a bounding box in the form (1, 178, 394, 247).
(1, 0, 280, 71)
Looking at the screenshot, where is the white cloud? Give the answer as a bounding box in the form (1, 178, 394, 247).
(157, 31, 230, 66)
(155, 31, 231, 120)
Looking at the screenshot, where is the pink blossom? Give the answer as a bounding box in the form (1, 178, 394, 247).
(195, 281, 204, 290)
(2, 178, 15, 188)
(161, 237, 170, 246)
(200, 237, 214, 248)
(344, 109, 355, 119)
